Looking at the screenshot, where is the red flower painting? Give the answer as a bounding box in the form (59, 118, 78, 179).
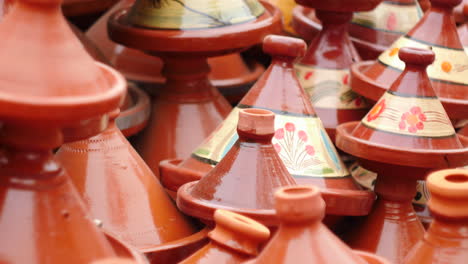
(399, 106, 426, 133)
(367, 99, 386, 122)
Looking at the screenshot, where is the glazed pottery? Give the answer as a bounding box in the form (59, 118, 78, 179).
(104, 231, 149, 264)
(294, 8, 370, 142)
(163, 35, 375, 218)
(62, 0, 118, 17)
(0, 0, 128, 261)
(116, 82, 151, 137)
(180, 209, 270, 264)
(56, 107, 206, 258)
(86, 0, 266, 104)
(457, 2, 468, 51)
(245, 185, 389, 264)
(454, 0, 468, 23)
(336, 47, 468, 264)
(404, 169, 468, 264)
(177, 108, 297, 226)
(108, 0, 281, 177)
(351, 0, 468, 119)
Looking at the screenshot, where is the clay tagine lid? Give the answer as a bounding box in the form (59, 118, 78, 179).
(351, 0, 468, 119)
(177, 108, 297, 226)
(404, 168, 468, 264)
(180, 209, 270, 264)
(295, 9, 370, 142)
(164, 35, 375, 217)
(245, 185, 389, 264)
(337, 47, 468, 169)
(56, 109, 200, 250)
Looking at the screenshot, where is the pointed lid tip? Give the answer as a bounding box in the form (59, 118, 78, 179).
(209, 209, 270, 255)
(275, 185, 326, 222)
(238, 108, 275, 135)
(427, 168, 468, 218)
(398, 47, 435, 67)
(263, 34, 307, 58)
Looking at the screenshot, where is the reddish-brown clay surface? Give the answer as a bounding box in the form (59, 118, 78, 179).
(0, 0, 127, 262)
(56, 110, 201, 253)
(108, 0, 281, 178)
(404, 169, 468, 264)
(62, 0, 118, 17)
(295, 9, 369, 142)
(163, 35, 375, 217)
(336, 47, 468, 264)
(350, 0, 468, 119)
(180, 210, 270, 264)
(245, 185, 388, 264)
(177, 108, 296, 226)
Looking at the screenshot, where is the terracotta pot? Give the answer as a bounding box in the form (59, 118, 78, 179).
(180, 210, 270, 263)
(295, 9, 370, 142)
(116, 83, 151, 137)
(162, 35, 375, 218)
(177, 108, 297, 226)
(404, 169, 468, 264)
(458, 3, 468, 49)
(86, 0, 266, 105)
(245, 185, 389, 264)
(104, 231, 149, 264)
(108, 0, 281, 177)
(0, 0, 127, 262)
(454, 0, 468, 23)
(350, 0, 468, 119)
(336, 47, 468, 263)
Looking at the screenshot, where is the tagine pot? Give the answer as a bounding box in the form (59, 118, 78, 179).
(180, 209, 270, 264)
(108, 0, 281, 177)
(0, 0, 129, 261)
(351, 0, 468, 119)
(86, 0, 266, 105)
(294, 8, 370, 142)
(454, 0, 468, 23)
(403, 169, 468, 263)
(244, 185, 390, 264)
(163, 35, 375, 221)
(336, 47, 468, 263)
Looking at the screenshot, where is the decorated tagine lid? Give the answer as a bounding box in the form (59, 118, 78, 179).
(294, 9, 370, 142)
(162, 35, 375, 218)
(349, 0, 423, 60)
(0, 0, 129, 262)
(180, 209, 270, 264)
(351, 0, 468, 119)
(404, 168, 468, 264)
(86, 0, 265, 104)
(177, 108, 297, 226)
(55, 108, 206, 263)
(244, 185, 390, 264)
(336, 47, 468, 263)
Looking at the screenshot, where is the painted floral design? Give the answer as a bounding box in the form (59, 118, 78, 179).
(399, 106, 426, 133)
(386, 12, 397, 31)
(274, 123, 322, 171)
(367, 99, 386, 122)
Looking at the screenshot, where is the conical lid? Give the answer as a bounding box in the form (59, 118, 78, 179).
(351, 47, 462, 150)
(126, 0, 265, 29)
(56, 111, 199, 250)
(180, 209, 270, 264)
(177, 108, 297, 226)
(246, 185, 386, 264)
(295, 9, 370, 141)
(351, 0, 468, 118)
(169, 35, 375, 217)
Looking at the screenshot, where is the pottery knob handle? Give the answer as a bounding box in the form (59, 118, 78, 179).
(274, 185, 326, 223)
(427, 169, 468, 219)
(209, 209, 270, 256)
(238, 108, 275, 135)
(263, 35, 307, 59)
(429, 0, 461, 8)
(398, 47, 435, 67)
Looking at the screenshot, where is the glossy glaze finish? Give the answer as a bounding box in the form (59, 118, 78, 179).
(108, 1, 281, 177)
(295, 9, 369, 142)
(116, 83, 151, 137)
(245, 185, 388, 264)
(180, 210, 270, 264)
(336, 47, 468, 264)
(56, 110, 200, 252)
(0, 0, 127, 262)
(454, 0, 468, 23)
(351, 0, 468, 119)
(164, 35, 375, 217)
(86, 0, 265, 104)
(177, 108, 296, 226)
(404, 169, 468, 264)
